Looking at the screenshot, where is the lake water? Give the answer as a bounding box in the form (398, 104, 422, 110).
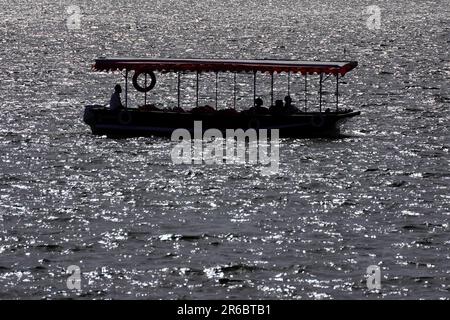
(0, 0, 449, 299)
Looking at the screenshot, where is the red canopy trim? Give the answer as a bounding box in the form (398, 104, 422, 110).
(93, 58, 358, 76)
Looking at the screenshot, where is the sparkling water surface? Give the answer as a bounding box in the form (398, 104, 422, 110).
(0, 0, 449, 299)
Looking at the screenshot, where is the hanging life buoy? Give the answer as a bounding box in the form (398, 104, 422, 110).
(132, 70, 157, 93)
(310, 114, 325, 127)
(118, 110, 132, 125)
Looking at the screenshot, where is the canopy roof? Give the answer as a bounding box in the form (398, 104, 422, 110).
(93, 58, 358, 76)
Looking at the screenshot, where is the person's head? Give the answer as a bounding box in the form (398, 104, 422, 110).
(284, 95, 292, 105)
(255, 97, 263, 107)
(114, 84, 122, 93)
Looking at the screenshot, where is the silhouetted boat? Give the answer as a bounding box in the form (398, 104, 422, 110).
(83, 58, 360, 138)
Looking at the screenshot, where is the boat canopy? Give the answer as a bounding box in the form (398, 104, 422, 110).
(93, 58, 358, 76)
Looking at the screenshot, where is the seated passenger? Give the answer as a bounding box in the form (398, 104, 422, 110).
(270, 99, 284, 115)
(172, 106, 186, 113)
(251, 97, 269, 114)
(139, 104, 161, 112)
(192, 105, 216, 114)
(284, 95, 299, 114)
(203, 105, 216, 113)
(217, 108, 239, 116)
(110, 84, 124, 112)
(284, 96, 293, 108)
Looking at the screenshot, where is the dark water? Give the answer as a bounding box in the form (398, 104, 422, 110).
(0, 0, 449, 299)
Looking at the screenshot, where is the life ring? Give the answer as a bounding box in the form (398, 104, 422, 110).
(132, 70, 156, 93)
(118, 110, 132, 125)
(310, 114, 325, 127)
(248, 118, 260, 130)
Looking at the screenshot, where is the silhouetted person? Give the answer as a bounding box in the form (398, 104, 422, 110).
(110, 84, 124, 112)
(284, 95, 299, 114)
(270, 99, 284, 115)
(284, 96, 293, 108)
(255, 97, 263, 108)
(252, 97, 269, 114)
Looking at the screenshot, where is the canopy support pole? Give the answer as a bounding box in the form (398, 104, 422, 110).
(271, 73, 274, 106)
(304, 74, 307, 112)
(233, 73, 237, 110)
(319, 73, 323, 112)
(253, 71, 257, 107)
(287, 72, 291, 96)
(177, 72, 181, 109)
(335, 74, 339, 111)
(196, 71, 199, 108)
(125, 70, 128, 109)
(144, 73, 147, 106)
(215, 72, 218, 110)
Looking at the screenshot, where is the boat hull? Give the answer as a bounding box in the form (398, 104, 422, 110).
(83, 106, 360, 138)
